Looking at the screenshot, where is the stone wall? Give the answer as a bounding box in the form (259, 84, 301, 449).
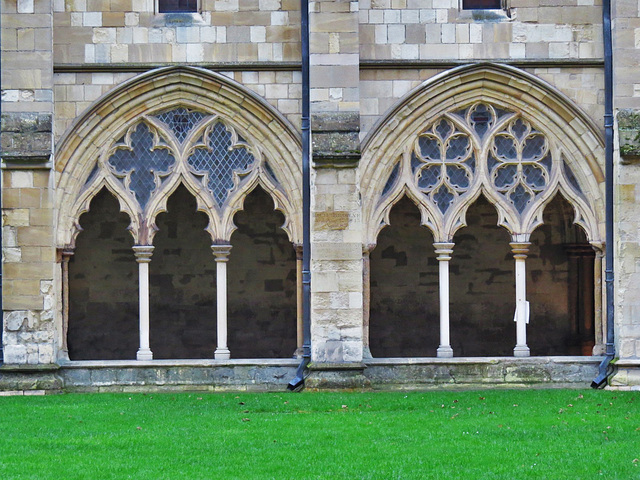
(3, 0, 631, 389)
(612, 0, 640, 387)
(52, 0, 301, 64)
(359, 0, 602, 61)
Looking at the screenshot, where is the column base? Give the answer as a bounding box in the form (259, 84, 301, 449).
(215, 348, 231, 360)
(293, 347, 303, 359)
(305, 362, 370, 390)
(136, 349, 153, 361)
(513, 345, 530, 357)
(437, 346, 454, 358)
(362, 346, 373, 360)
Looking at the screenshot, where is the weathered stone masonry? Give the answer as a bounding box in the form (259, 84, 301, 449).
(2, 0, 640, 390)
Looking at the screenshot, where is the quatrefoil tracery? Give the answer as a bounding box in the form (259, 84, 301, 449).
(378, 102, 592, 242)
(412, 118, 476, 214)
(80, 107, 287, 245)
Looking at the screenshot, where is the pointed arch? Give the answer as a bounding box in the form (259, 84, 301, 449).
(361, 63, 604, 246)
(56, 66, 302, 248)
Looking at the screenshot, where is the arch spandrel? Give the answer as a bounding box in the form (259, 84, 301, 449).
(56, 66, 302, 248)
(361, 64, 605, 247)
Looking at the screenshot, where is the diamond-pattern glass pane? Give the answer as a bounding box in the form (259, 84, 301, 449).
(382, 162, 400, 197)
(522, 134, 545, 160)
(494, 135, 517, 159)
(433, 185, 454, 214)
(435, 119, 452, 139)
(510, 184, 531, 213)
(447, 165, 470, 189)
(263, 161, 279, 186)
(419, 136, 440, 160)
(446, 135, 470, 160)
(494, 107, 512, 122)
(410, 152, 422, 173)
(487, 152, 499, 173)
(470, 104, 491, 138)
(108, 123, 175, 208)
(464, 153, 476, 172)
(563, 160, 583, 194)
(187, 122, 256, 206)
(494, 164, 517, 189)
(84, 163, 100, 187)
(522, 164, 546, 190)
(511, 119, 528, 140)
(155, 108, 207, 144)
(417, 165, 441, 189)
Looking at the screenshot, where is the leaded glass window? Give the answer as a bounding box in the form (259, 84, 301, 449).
(411, 119, 475, 214)
(187, 123, 257, 206)
(108, 123, 176, 208)
(489, 118, 550, 214)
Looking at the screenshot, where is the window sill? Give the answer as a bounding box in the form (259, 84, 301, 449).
(458, 9, 512, 22)
(151, 12, 207, 27)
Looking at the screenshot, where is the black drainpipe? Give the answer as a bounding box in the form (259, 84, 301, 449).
(288, 0, 311, 390)
(592, 0, 615, 388)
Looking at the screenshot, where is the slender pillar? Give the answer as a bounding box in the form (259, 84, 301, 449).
(510, 241, 530, 357)
(60, 248, 74, 361)
(434, 242, 455, 358)
(592, 245, 605, 355)
(362, 245, 374, 359)
(212, 245, 232, 360)
(133, 245, 154, 361)
(294, 244, 303, 358)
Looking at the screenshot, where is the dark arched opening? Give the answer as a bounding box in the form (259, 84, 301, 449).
(369, 196, 439, 357)
(227, 186, 296, 357)
(150, 185, 216, 359)
(68, 189, 137, 360)
(527, 194, 594, 355)
(450, 195, 515, 356)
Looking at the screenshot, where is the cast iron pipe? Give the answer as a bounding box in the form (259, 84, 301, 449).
(288, 0, 311, 390)
(592, 0, 615, 389)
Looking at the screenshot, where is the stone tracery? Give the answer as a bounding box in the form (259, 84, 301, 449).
(79, 107, 286, 247)
(364, 72, 604, 358)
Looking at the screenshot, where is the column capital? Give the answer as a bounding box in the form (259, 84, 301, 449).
(211, 244, 232, 261)
(294, 243, 303, 260)
(434, 242, 455, 261)
(133, 245, 154, 263)
(509, 241, 530, 259)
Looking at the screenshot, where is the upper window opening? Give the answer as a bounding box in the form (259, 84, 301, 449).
(463, 0, 501, 9)
(159, 0, 197, 13)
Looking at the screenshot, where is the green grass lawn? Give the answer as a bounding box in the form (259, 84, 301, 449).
(0, 389, 638, 479)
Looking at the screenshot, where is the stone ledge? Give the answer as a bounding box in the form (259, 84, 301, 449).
(308, 362, 366, 371)
(311, 112, 361, 168)
(366, 356, 603, 365)
(62, 358, 299, 368)
(0, 363, 60, 372)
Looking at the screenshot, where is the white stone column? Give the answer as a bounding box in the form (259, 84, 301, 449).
(212, 245, 232, 360)
(434, 242, 455, 358)
(510, 241, 530, 357)
(362, 246, 374, 359)
(294, 244, 303, 358)
(60, 249, 74, 361)
(133, 245, 154, 361)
